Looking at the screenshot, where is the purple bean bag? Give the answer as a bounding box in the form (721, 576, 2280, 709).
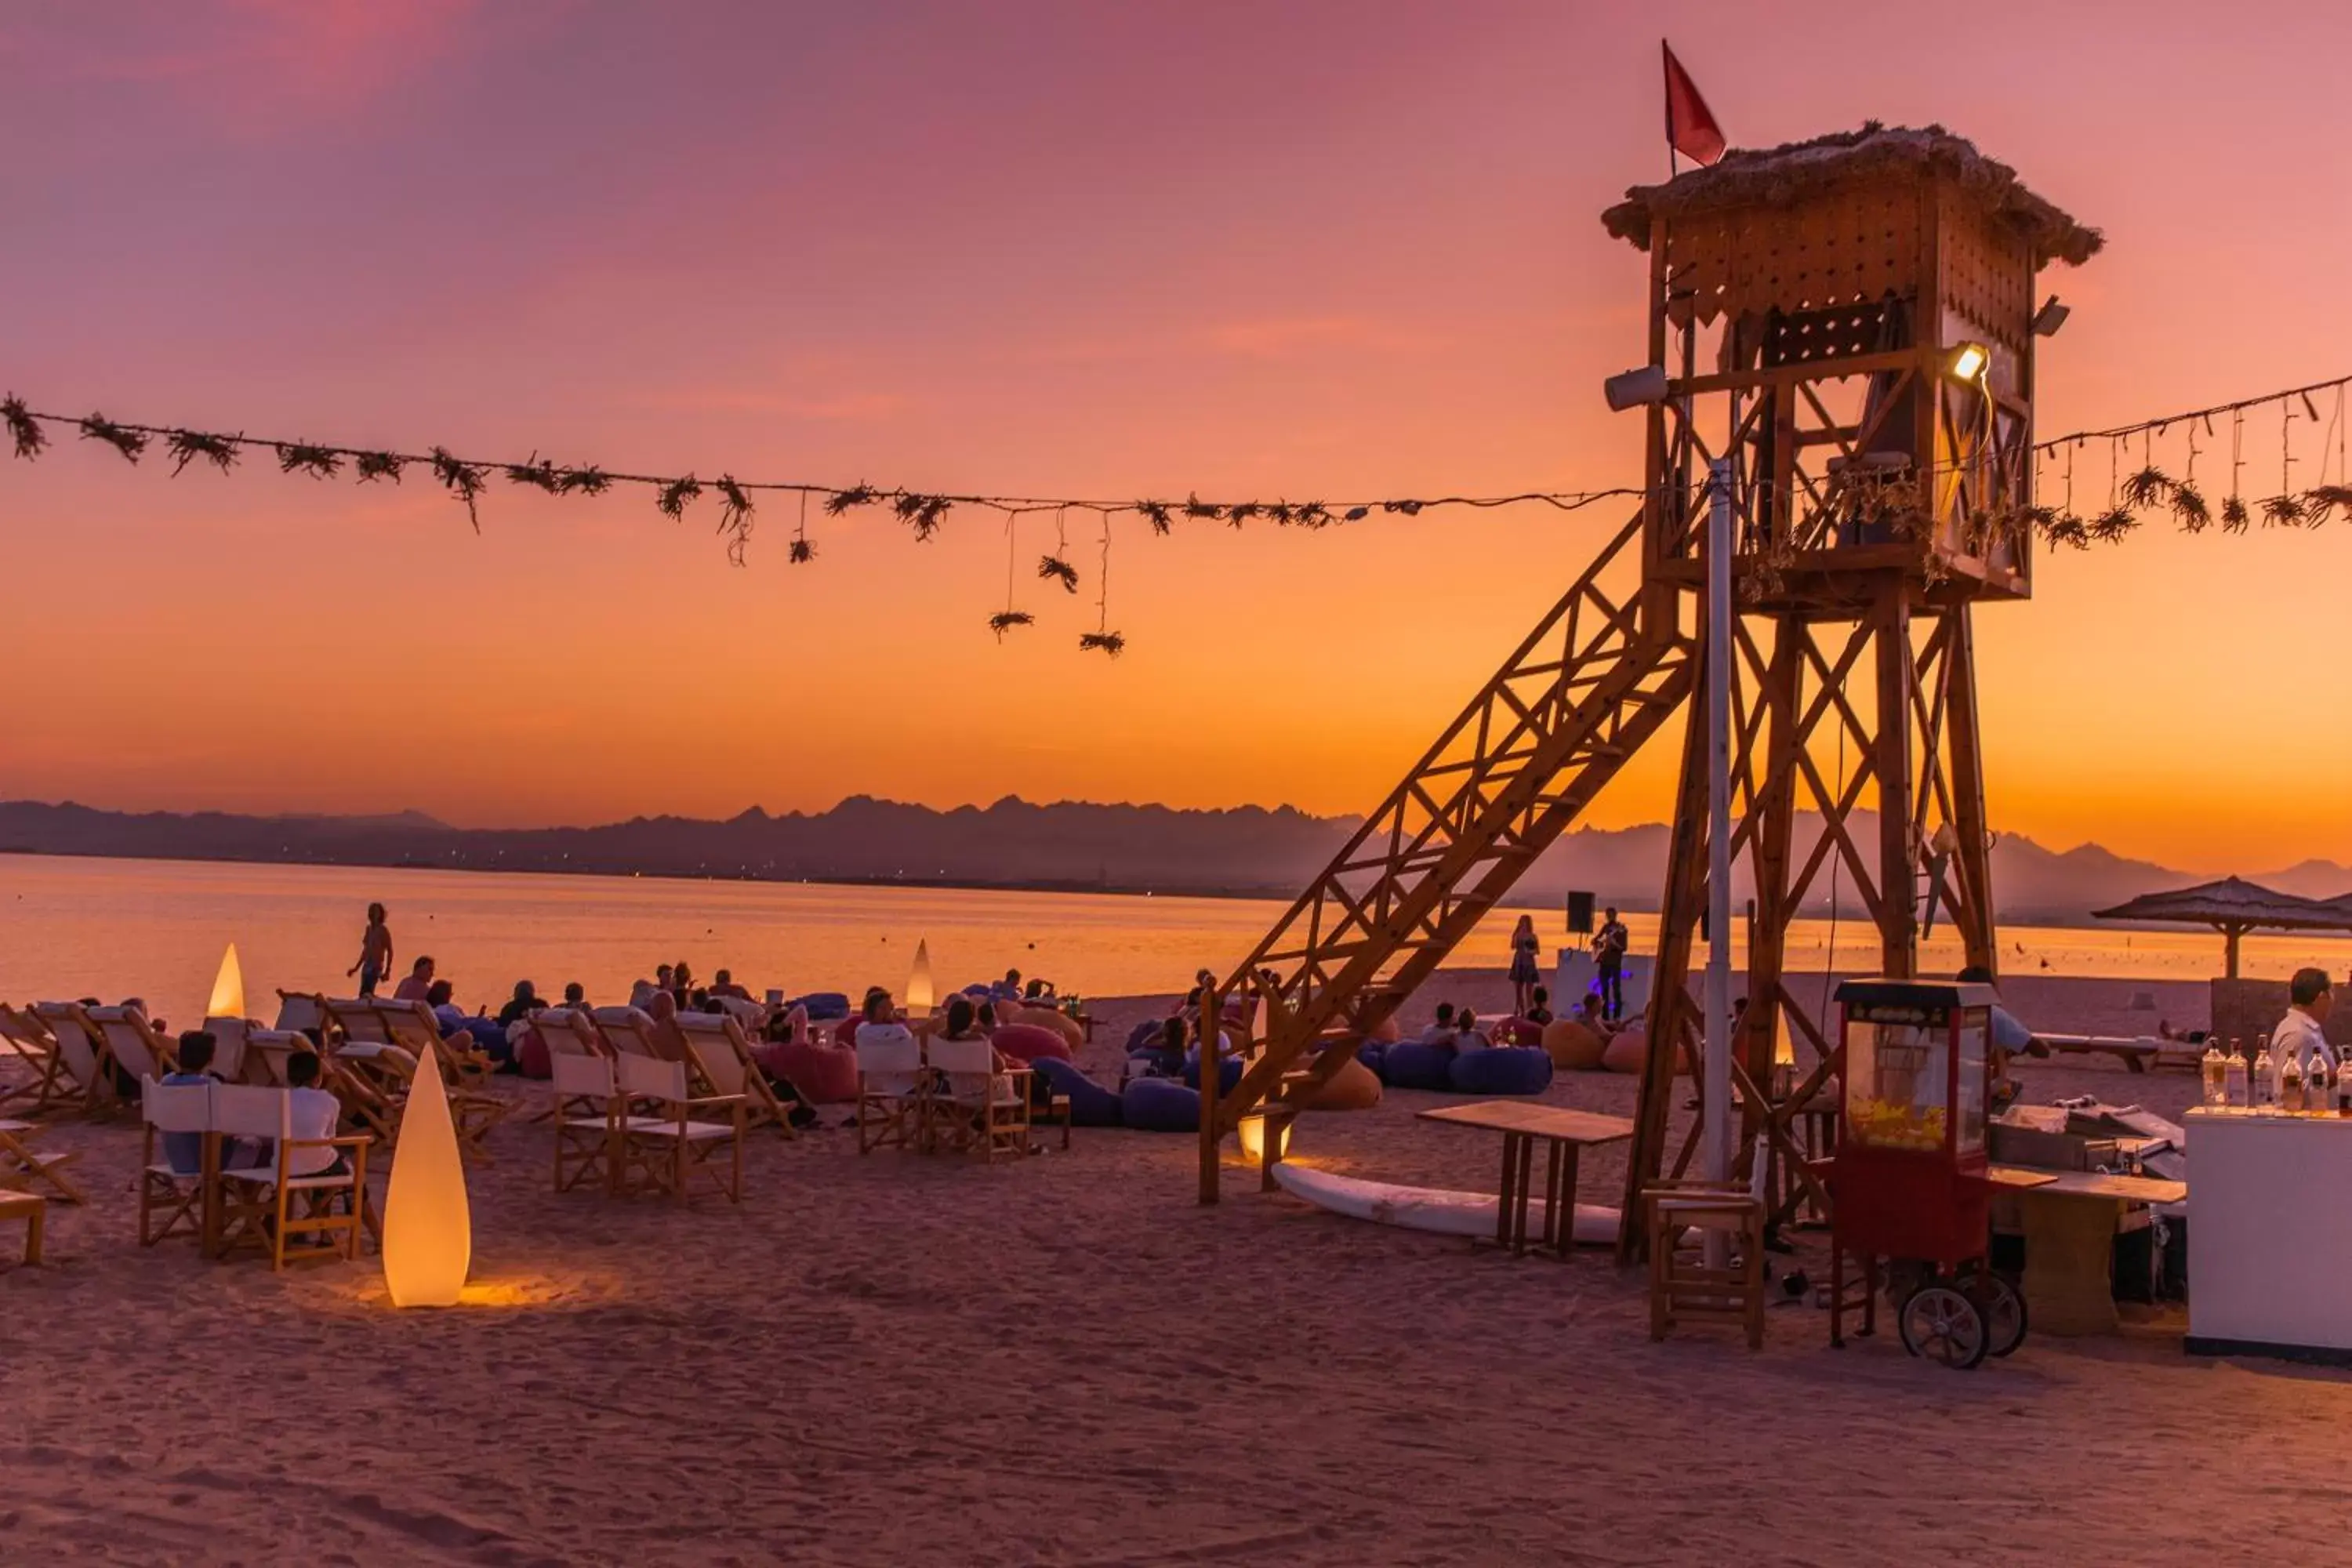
(793, 992, 851, 1022)
(1448, 1045, 1555, 1096)
(1181, 1053, 1245, 1094)
(1356, 1041, 1388, 1080)
(1033, 1057, 1123, 1127)
(1121, 1076, 1200, 1134)
(1380, 1040, 1458, 1091)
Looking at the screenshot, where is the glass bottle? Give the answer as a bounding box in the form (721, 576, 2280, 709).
(2253, 1044, 2276, 1112)
(2281, 1051, 2304, 1114)
(2223, 1043, 2249, 1111)
(2336, 1055, 2352, 1116)
(2201, 1044, 2227, 1108)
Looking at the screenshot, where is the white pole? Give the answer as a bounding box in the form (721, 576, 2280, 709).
(1702, 456, 1735, 1199)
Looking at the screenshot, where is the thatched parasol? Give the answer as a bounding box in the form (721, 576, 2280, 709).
(2091, 877, 2343, 978)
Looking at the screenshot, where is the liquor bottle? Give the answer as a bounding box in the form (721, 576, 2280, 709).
(2253, 1044, 2276, 1111)
(2336, 1055, 2352, 1116)
(2200, 1044, 2227, 1108)
(2281, 1051, 2304, 1114)
(2223, 1043, 2249, 1111)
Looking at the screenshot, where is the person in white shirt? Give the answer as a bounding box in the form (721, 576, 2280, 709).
(1418, 1003, 1461, 1047)
(852, 989, 915, 1058)
(282, 1051, 349, 1177)
(2268, 967, 2336, 1098)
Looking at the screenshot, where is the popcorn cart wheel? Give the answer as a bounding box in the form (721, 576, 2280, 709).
(1889, 1265, 2026, 1368)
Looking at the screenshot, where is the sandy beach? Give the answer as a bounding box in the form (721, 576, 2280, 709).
(4, 970, 2346, 1566)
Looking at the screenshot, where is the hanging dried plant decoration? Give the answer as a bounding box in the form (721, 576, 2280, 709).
(1078, 631, 1126, 657)
(988, 611, 1034, 639)
(1137, 499, 1173, 534)
(2089, 507, 2137, 543)
(165, 430, 238, 475)
(714, 475, 754, 564)
(506, 456, 560, 492)
(2261, 492, 2308, 528)
(789, 536, 815, 564)
(557, 465, 611, 495)
(1038, 554, 1080, 592)
(2121, 466, 2172, 509)
(2169, 481, 2209, 532)
(430, 447, 489, 532)
(826, 483, 878, 515)
(892, 493, 950, 539)
(276, 441, 341, 479)
(2220, 496, 2251, 533)
(656, 474, 701, 519)
(2306, 484, 2352, 524)
(2043, 513, 2090, 549)
(1292, 501, 1332, 528)
(354, 450, 405, 483)
(1225, 502, 1260, 527)
(3, 396, 48, 459)
(79, 414, 147, 463)
(1182, 494, 1221, 521)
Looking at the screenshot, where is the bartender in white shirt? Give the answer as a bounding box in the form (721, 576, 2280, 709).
(2267, 967, 2336, 1098)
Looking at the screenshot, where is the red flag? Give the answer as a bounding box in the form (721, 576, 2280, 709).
(1662, 42, 1726, 168)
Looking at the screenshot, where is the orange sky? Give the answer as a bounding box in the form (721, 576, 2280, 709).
(4, 2, 2350, 872)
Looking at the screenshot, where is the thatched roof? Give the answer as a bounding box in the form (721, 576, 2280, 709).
(2092, 877, 2344, 931)
(1602, 123, 2102, 270)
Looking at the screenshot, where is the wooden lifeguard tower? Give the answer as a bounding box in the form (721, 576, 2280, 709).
(1200, 125, 2101, 1246)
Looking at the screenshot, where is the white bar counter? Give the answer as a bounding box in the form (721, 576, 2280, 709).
(2187, 1107, 2352, 1363)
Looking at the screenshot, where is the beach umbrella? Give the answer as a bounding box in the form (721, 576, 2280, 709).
(2091, 877, 2340, 978)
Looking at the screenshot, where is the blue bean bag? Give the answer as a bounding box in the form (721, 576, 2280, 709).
(1356, 1041, 1388, 1080)
(1122, 1076, 1200, 1134)
(1181, 1053, 1245, 1094)
(1381, 1040, 1458, 1091)
(1126, 1018, 1172, 1056)
(1033, 1057, 1123, 1127)
(1449, 1046, 1555, 1096)
(793, 992, 851, 1022)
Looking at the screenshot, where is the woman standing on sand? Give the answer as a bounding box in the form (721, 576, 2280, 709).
(1508, 913, 1541, 1018)
(348, 903, 393, 996)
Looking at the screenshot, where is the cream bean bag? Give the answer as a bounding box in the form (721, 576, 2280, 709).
(1542, 1017, 1609, 1072)
(1301, 1054, 1382, 1111)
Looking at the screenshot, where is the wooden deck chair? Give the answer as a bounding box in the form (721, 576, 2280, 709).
(550, 1049, 619, 1194)
(373, 1000, 510, 1161)
(0, 1117, 85, 1204)
(855, 1029, 925, 1153)
(591, 1005, 677, 1061)
(139, 1076, 214, 1247)
(923, 1036, 1033, 1163)
(211, 1083, 372, 1270)
(272, 989, 327, 1038)
(241, 1029, 310, 1088)
(31, 1002, 118, 1115)
(323, 995, 394, 1047)
(88, 1005, 180, 1089)
(529, 1007, 605, 1123)
(610, 1053, 743, 1203)
(0, 1004, 80, 1117)
(676, 1012, 796, 1137)
(201, 1016, 253, 1083)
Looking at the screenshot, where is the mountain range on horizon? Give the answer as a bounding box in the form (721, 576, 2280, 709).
(1, 795, 2339, 926)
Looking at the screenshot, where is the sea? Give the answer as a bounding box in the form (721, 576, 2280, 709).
(4, 852, 2346, 1028)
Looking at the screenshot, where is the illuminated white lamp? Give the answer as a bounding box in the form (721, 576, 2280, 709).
(907, 939, 935, 1018)
(381, 1051, 472, 1308)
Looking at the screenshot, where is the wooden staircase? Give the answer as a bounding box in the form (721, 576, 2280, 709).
(1210, 507, 1696, 1128)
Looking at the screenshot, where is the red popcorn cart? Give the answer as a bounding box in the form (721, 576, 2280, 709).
(1825, 978, 2026, 1369)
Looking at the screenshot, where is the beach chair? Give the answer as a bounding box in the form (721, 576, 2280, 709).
(139, 1076, 215, 1247)
(200, 1015, 255, 1082)
(31, 1002, 119, 1115)
(0, 1117, 85, 1205)
(675, 1011, 797, 1137)
(0, 1004, 82, 1117)
(855, 1030, 926, 1154)
(271, 989, 327, 1038)
(922, 1036, 1033, 1163)
(549, 1048, 619, 1194)
(210, 1083, 372, 1271)
(240, 1029, 313, 1088)
(373, 1000, 510, 1162)
(609, 1052, 743, 1204)
(591, 1006, 677, 1061)
(87, 1005, 181, 1088)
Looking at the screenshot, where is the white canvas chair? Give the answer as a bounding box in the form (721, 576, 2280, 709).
(240, 1029, 314, 1088)
(272, 989, 326, 1036)
(200, 1016, 253, 1083)
(675, 1012, 796, 1137)
(31, 1002, 118, 1115)
(0, 1004, 83, 1117)
(139, 1076, 215, 1247)
(610, 1052, 743, 1203)
(211, 1083, 371, 1270)
(373, 999, 508, 1160)
(87, 1005, 180, 1087)
(855, 1030, 926, 1154)
(711, 995, 766, 1032)
(923, 1035, 1033, 1163)
(591, 1006, 674, 1061)
(549, 1049, 619, 1194)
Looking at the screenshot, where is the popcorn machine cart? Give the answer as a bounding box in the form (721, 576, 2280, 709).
(1826, 978, 2027, 1370)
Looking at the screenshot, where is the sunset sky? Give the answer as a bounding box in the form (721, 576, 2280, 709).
(4, 2, 2350, 871)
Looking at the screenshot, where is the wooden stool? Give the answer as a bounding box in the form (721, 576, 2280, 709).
(1645, 1181, 1765, 1350)
(0, 1191, 45, 1267)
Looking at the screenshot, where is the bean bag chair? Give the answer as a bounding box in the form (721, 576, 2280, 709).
(1181, 1053, 1245, 1095)
(960, 983, 993, 998)
(992, 1022, 1072, 1064)
(759, 1038, 860, 1104)
(1449, 1046, 1554, 1096)
(794, 992, 851, 1022)
(1122, 1076, 1200, 1133)
(1356, 1041, 1388, 1080)
(833, 1016, 866, 1049)
(1501, 1018, 1545, 1048)
(1370, 1013, 1403, 1044)
(1381, 1040, 1457, 1091)
(1022, 1007, 1083, 1053)
(1602, 1026, 1683, 1076)
(1125, 1017, 1171, 1056)
(1033, 1057, 1123, 1127)
(1301, 1054, 1382, 1111)
(514, 1024, 553, 1080)
(1542, 1017, 1609, 1072)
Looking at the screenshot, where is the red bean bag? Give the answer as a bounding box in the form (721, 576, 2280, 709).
(991, 1023, 1071, 1064)
(1011, 1007, 1083, 1052)
(759, 1038, 861, 1103)
(833, 1016, 863, 1049)
(1501, 1018, 1545, 1047)
(1542, 1018, 1608, 1072)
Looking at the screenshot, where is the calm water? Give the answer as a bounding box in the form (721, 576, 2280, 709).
(3, 853, 2346, 1026)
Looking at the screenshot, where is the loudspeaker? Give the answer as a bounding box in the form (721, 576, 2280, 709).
(1566, 891, 1595, 935)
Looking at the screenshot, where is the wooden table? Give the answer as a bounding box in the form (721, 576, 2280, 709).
(1987, 1163, 2186, 1335)
(1417, 1102, 1636, 1256)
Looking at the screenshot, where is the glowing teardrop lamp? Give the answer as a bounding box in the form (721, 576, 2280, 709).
(380, 1049, 472, 1308)
(907, 938, 935, 1018)
(206, 942, 246, 1019)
